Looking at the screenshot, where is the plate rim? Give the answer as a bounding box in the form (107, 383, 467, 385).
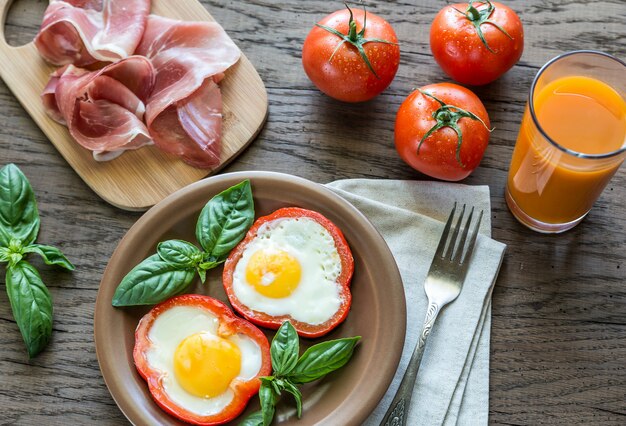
(94, 171, 406, 425)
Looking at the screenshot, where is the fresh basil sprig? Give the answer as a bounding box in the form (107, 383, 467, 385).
(112, 180, 254, 307)
(0, 164, 75, 358)
(242, 321, 361, 426)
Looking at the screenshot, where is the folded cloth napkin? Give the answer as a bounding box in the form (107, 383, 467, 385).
(325, 179, 506, 425)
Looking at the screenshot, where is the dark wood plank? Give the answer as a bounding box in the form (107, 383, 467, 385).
(0, 0, 624, 424)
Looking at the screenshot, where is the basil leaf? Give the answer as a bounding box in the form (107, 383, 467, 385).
(0, 246, 9, 263)
(239, 411, 263, 426)
(8, 252, 23, 268)
(199, 260, 219, 269)
(23, 244, 75, 271)
(270, 377, 283, 395)
(196, 267, 207, 284)
(0, 164, 40, 247)
(282, 379, 303, 418)
(288, 336, 361, 384)
(196, 180, 254, 259)
(112, 254, 195, 307)
(259, 379, 279, 426)
(5, 261, 53, 358)
(5, 238, 23, 268)
(157, 240, 202, 267)
(196, 258, 221, 284)
(271, 321, 299, 375)
(0, 226, 11, 248)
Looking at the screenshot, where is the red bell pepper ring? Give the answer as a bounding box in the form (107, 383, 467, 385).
(133, 294, 271, 425)
(223, 207, 355, 338)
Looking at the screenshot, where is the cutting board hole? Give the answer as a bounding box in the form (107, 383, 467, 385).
(4, 0, 46, 47)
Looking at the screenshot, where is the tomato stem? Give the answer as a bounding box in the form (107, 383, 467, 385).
(467, 3, 482, 21)
(417, 89, 492, 166)
(348, 14, 359, 42)
(316, 3, 398, 79)
(453, 0, 512, 53)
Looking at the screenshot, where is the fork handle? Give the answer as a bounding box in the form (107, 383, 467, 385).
(379, 302, 441, 426)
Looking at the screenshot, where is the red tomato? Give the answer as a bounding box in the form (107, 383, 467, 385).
(395, 83, 491, 181)
(223, 207, 354, 338)
(302, 5, 400, 102)
(134, 294, 271, 425)
(430, 1, 523, 85)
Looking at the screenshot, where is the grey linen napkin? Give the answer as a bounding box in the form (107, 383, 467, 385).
(325, 179, 506, 425)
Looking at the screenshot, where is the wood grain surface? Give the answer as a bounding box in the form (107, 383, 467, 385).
(0, 0, 624, 425)
(0, 0, 268, 210)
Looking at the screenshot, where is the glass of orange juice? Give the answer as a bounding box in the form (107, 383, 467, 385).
(506, 51, 626, 233)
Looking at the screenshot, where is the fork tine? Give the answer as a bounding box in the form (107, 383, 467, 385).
(445, 204, 465, 260)
(434, 203, 457, 258)
(452, 206, 475, 264)
(461, 209, 483, 264)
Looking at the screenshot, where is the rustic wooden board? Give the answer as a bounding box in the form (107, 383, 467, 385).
(0, 0, 268, 210)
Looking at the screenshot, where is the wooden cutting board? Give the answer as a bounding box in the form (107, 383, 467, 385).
(0, 0, 268, 211)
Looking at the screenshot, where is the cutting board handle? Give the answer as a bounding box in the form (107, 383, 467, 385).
(0, 0, 13, 50)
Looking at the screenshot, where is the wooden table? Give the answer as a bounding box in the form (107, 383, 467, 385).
(0, 0, 624, 424)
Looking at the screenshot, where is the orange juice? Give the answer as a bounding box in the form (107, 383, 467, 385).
(507, 75, 626, 228)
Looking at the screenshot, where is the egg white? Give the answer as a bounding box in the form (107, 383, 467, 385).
(145, 306, 263, 416)
(232, 217, 344, 325)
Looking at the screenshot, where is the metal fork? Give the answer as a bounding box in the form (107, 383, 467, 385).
(380, 203, 483, 426)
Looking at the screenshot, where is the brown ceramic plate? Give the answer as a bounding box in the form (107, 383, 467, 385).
(95, 171, 406, 425)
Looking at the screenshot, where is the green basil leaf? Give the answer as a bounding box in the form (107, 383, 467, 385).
(5, 261, 53, 358)
(196, 259, 221, 284)
(195, 180, 254, 259)
(198, 260, 219, 270)
(8, 253, 23, 268)
(23, 244, 75, 271)
(270, 377, 283, 396)
(157, 240, 202, 266)
(0, 246, 9, 263)
(239, 411, 263, 426)
(282, 379, 303, 418)
(0, 164, 40, 247)
(259, 380, 279, 426)
(197, 267, 207, 284)
(112, 254, 195, 307)
(6, 238, 23, 268)
(271, 321, 299, 375)
(288, 336, 361, 384)
(0, 226, 11, 248)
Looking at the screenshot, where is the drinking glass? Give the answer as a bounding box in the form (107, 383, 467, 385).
(505, 51, 626, 233)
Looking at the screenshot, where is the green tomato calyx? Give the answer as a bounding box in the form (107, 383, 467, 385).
(454, 0, 512, 53)
(417, 89, 492, 167)
(316, 3, 398, 79)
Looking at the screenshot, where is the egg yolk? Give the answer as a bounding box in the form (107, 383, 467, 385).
(245, 249, 301, 298)
(173, 332, 241, 398)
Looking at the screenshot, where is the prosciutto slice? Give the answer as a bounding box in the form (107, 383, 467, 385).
(42, 56, 155, 160)
(35, 0, 151, 66)
(135, 15, 240, 168)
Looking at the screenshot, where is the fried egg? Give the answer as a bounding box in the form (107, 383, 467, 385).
(226, 208, 354, 335)
(133, 295, 270, 422)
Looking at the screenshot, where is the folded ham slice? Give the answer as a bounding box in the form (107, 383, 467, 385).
(135, 16, 240, 168)
(42, 56, 155, 160)
(35, 0, 151, 66)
